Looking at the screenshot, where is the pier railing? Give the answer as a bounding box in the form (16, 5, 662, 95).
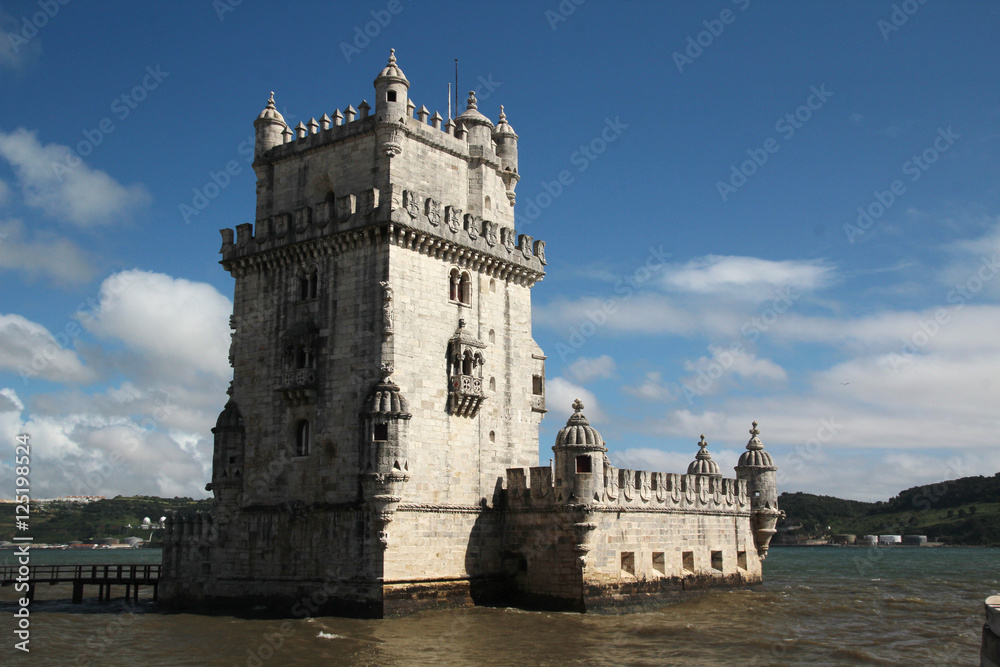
(0, 563, 160, 603)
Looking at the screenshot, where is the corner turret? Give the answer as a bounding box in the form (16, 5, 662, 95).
(456, 91, 494, 150)
(253, 92, 287, 159)
(373, 48, 410, 122)
(207, 395, 245, 506)
(734, 421, 782, 559)
(553, 399, 607, 504)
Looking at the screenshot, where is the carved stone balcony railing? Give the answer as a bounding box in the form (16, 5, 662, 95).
(278, 368, 317, 405)
(448, 374, 485, 418)
(531, 394, 546, 413)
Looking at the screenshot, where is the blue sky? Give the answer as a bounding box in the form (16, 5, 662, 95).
(0, 0, 998, 501)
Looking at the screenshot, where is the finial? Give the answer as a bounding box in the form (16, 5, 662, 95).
(750, 421, 760, 437)
(698, 434, 708, 450)
(467, 90, 477, 110)
(267, 91, 275, 106)
(746, 421, 764, 450)
(498, 105, 507, 122)
(387, 48, 396, 66)
(572, 398, 584, 413)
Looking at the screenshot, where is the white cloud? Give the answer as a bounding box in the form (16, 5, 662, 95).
(565, 355, 616, 383)
(623, 371, 676, 402)
(82, 270, 232, 382)
(0, 218, 95, 284)
(546, 377, 606, 424)
(0, 9, 42, 71)
(0, 313, 96, 384)
(661, 255, 834, 300)
(0, 128, 149, 226)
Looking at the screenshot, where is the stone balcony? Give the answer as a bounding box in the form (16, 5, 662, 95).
(279, 368, 317, 406)
(448, 374, 485, 418)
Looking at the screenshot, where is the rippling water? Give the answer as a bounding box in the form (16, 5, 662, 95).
(1, 546, 995, 666)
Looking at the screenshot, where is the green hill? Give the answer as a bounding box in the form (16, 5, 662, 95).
(778, 472, 1000, 546)
(0, 496, 213, 545)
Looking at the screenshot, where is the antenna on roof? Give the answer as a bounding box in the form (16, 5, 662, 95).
(447, 83, 451, 120)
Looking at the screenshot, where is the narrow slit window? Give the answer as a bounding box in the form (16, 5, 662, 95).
(295, 420, 310, 456)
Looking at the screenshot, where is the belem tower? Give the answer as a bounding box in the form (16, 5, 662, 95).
(160, 50, 782, 617)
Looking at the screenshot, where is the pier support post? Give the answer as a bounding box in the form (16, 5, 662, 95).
(72, 581, 84, 604)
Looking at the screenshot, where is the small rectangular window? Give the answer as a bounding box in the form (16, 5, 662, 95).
(386, 91, 397, 102)
(711, 550, 723, 572)
(532, 375, 543, 395)
(621, 552, 635, 576)
(652, 552, 665, 576)
(576, 455, 592, 474)
(737, 551, 748, 571)
(682, 551, 694, 575)
(373, 423, 389, 441)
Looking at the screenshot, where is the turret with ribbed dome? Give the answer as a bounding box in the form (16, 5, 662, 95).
(373, 48, 410, 123)
(253, 92, 287, 159)
(687, 435, 722, 478)
(734, 421, 782, 560)
(553, 399, 607, 504)
(207, 397, 245, 505)
(457, 90, 495, 150)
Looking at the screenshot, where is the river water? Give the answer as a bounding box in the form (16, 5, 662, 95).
(1, 546, 995, 666)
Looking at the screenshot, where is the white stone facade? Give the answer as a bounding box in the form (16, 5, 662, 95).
(160, 50, 779, 617)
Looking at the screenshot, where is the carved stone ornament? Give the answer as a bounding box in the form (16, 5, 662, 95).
(273, 213, 289, 238)
(446, 206, 462, 233)
(336, 194, 355, 222)
(380, 280, 393, 333)
(501, 227, 515, 253)
(534, 239, 547, 265)
(519, 234, 533, 260)
(425, 198, 441, 226)
(293, 207, 311, 233)
(483, 220, 497, 247)
(464, 213, 480, 240)
(403, 190, 420, 219)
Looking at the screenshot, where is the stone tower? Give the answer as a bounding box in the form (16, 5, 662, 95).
(161, 49, 548, 616)
(735, 421, 783, 559)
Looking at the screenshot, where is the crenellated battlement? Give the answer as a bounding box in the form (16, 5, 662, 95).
(219, 182, 546, 279)
(505, 464, 750, 513)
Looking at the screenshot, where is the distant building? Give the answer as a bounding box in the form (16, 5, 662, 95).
(161, 50, 782, 617)
(831, 534, 856, 545)
(903, 535, 927, 546)
(879, 534, 902, 545)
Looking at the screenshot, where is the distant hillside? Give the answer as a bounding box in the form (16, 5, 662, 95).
(0, 496, 212, 545)
(778, 472, 1000, 546)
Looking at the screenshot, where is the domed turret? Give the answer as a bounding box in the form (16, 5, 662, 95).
(373, 48, 410, 122)
(492, 105, 519, 173)
(553, 399, 607, 504)
(687, 435, 722, 477)
(209, 398, 245, 502)
(359, 368, 412, 548)
(253, 92, 287, 158)
(735, 421, 782, 560)
(457, 91, 494, 148)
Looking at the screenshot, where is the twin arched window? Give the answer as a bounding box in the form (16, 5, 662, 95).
(449, 268, 472, 305)
(299, 267, 319, 300)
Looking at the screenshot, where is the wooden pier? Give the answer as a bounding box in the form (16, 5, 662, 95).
(0, 563, 160, 603)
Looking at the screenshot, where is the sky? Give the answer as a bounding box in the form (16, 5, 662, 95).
(0, 0, 998, 502)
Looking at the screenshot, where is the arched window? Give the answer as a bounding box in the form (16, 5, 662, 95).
(295, 420, 310, 456)
(462, 351, 474, 376)
(449, 268, 460, 302)
(299, 267, 319, 300)
(295, 345, 313, 369)
(489, 377, 496, 392)
(459, 272, 472, 305)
